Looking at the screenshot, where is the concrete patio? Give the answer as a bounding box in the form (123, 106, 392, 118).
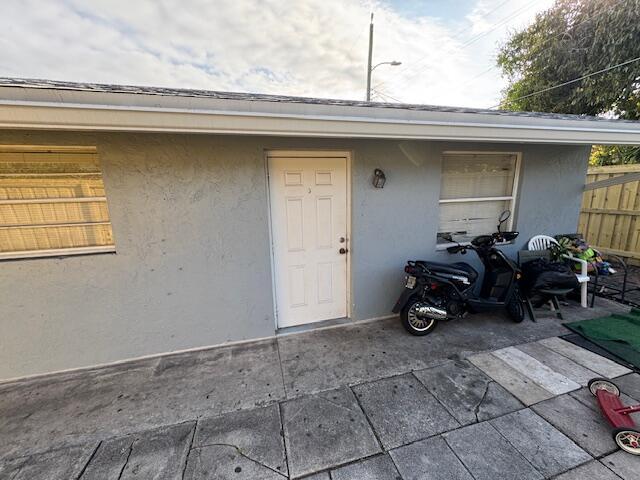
(1, 299, 639, 479)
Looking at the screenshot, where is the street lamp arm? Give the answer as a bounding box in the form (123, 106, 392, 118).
(370, 61, 401, 72)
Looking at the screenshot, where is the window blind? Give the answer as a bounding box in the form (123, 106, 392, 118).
(438, 153, 518, 244)
(0, 146, 115, 260)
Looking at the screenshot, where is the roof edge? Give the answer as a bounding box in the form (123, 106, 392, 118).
(2, 98, 640, 145)
(1, 76, 638, 124)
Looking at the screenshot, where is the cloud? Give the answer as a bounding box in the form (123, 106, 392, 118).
(0, 0, 554, 108)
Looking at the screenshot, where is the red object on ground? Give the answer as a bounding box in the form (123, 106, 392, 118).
(596, 389, 640, 429)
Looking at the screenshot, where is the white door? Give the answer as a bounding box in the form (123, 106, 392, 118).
(268, 152, 349, 328)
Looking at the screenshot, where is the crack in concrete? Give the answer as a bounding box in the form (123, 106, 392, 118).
(193, 443, 287, 477)
(4, 444, 101, 480)
(76, 441, 101, 480)
(180, 421, 197, 480)
(284, 393, 361, 429)
(318, 394, 361, 416)
(3, 457, 27, 480)
(282, 404, 305, 426)
(277, 402, 290, 479)
(116, 440, 135, 480)
(274, 338, 289, 400)
(473, 381, 491, 423)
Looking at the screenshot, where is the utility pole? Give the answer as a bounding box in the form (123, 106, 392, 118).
(365, 13, 401, 102)
(366, 13, 374, 102)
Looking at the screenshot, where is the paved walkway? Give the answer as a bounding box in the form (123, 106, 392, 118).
(1, 299, 638, 479)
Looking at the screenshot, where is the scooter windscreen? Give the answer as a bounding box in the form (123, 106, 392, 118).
(500, 231, 519, 242)
(471, 235, 493, 247)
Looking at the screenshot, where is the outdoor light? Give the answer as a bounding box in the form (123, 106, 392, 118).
(373, 168, 386, 188)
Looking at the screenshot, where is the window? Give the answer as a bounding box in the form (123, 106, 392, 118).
(437, 152, 519, 245)
(0, 145, 115, 260)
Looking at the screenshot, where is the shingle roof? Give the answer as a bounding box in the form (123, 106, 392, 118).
(0, 77, 635, 124)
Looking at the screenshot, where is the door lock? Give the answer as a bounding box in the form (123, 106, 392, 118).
(339, 248, 348, 254)
(339, 237, 346, 243)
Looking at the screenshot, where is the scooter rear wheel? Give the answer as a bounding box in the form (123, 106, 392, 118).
(401, 299, 439, 336)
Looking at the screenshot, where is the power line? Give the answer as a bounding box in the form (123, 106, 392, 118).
(460, 65, 498, 87)
(489, 55, 640, 109)
(371, 88, 402, 103)
(382, 0, 627, 102)
(449, 0, 514, 41)
(527, 0, 625, 53)
(370, 88, 402, 103)
(381, 0, 539, 93)
(478, 1, 624, 86)
(460, 0, 540, 48)
(396, 0, 521, 76)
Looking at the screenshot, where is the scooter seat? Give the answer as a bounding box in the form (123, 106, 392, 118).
(416, 261, 478, 283)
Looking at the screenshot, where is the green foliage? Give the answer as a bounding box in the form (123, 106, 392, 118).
(549, 236, 572, 261)
(497, 0, 640, 120)
(589, 145, 640, 166)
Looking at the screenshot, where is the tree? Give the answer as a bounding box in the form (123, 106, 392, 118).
(497, 0, 640, 165)
(497, 0, 640, 118)
(590, 144, 640, 166)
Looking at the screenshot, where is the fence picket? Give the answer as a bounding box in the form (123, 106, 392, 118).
(580, 165, 640, 264)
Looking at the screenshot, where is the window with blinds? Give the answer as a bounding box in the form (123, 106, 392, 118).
(437, 152, 519, 245)
(0, 145, 115, 260)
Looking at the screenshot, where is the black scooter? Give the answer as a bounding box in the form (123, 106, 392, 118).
(392, 210, 525, 335)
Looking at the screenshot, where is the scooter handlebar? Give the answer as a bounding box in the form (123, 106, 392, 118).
(446, 245, 470, 254)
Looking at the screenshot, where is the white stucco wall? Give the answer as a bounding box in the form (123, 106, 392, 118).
(0, 131, 590, 380)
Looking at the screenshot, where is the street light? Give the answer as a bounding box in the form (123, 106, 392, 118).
(366, 61, 402, 102)
(371, 61, 402, 72)
(365, 14, 401, 101)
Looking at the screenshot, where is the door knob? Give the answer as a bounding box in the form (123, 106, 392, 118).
(339, 247, 348, 254)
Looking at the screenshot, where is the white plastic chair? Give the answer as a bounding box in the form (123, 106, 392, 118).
(527, 235, 590, 308)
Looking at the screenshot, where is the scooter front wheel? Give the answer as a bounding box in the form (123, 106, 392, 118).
(506, 289, 525, 323)
(401, 299, 439, 336)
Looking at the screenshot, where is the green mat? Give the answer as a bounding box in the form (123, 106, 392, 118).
(564, 309, 640, 369)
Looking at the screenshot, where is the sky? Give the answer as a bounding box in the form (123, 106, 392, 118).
(0, 0, 556, 108)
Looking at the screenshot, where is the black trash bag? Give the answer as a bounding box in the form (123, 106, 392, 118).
(521, 258, 579, 295)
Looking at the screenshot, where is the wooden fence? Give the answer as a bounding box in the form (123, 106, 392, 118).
(579, 164, 640, 262)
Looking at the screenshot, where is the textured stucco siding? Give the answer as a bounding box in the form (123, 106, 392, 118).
(0, 131, 590, 380)
(349, 140, 591, 321)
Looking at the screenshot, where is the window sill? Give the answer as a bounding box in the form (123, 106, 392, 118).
(0, 246, 116, 261)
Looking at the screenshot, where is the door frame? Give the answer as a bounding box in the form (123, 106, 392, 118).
(264, 149, 353, 329)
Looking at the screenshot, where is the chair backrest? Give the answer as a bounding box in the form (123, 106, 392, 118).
(528, 235, 559, 251)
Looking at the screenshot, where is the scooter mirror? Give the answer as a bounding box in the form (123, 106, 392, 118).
(497, 210, 511, 232)
(440, 233, 455, 243)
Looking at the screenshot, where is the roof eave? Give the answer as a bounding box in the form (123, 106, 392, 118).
(1, 89, 639, 145)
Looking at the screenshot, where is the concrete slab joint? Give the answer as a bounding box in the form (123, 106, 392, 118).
(280, 387, 380, 478)
(0, 300, 636, 479)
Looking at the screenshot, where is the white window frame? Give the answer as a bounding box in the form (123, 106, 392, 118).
(436, 150, 521, 250)
(0, 145, 116, 260)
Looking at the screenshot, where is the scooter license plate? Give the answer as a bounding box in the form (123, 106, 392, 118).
(405, 276, 416, 289)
